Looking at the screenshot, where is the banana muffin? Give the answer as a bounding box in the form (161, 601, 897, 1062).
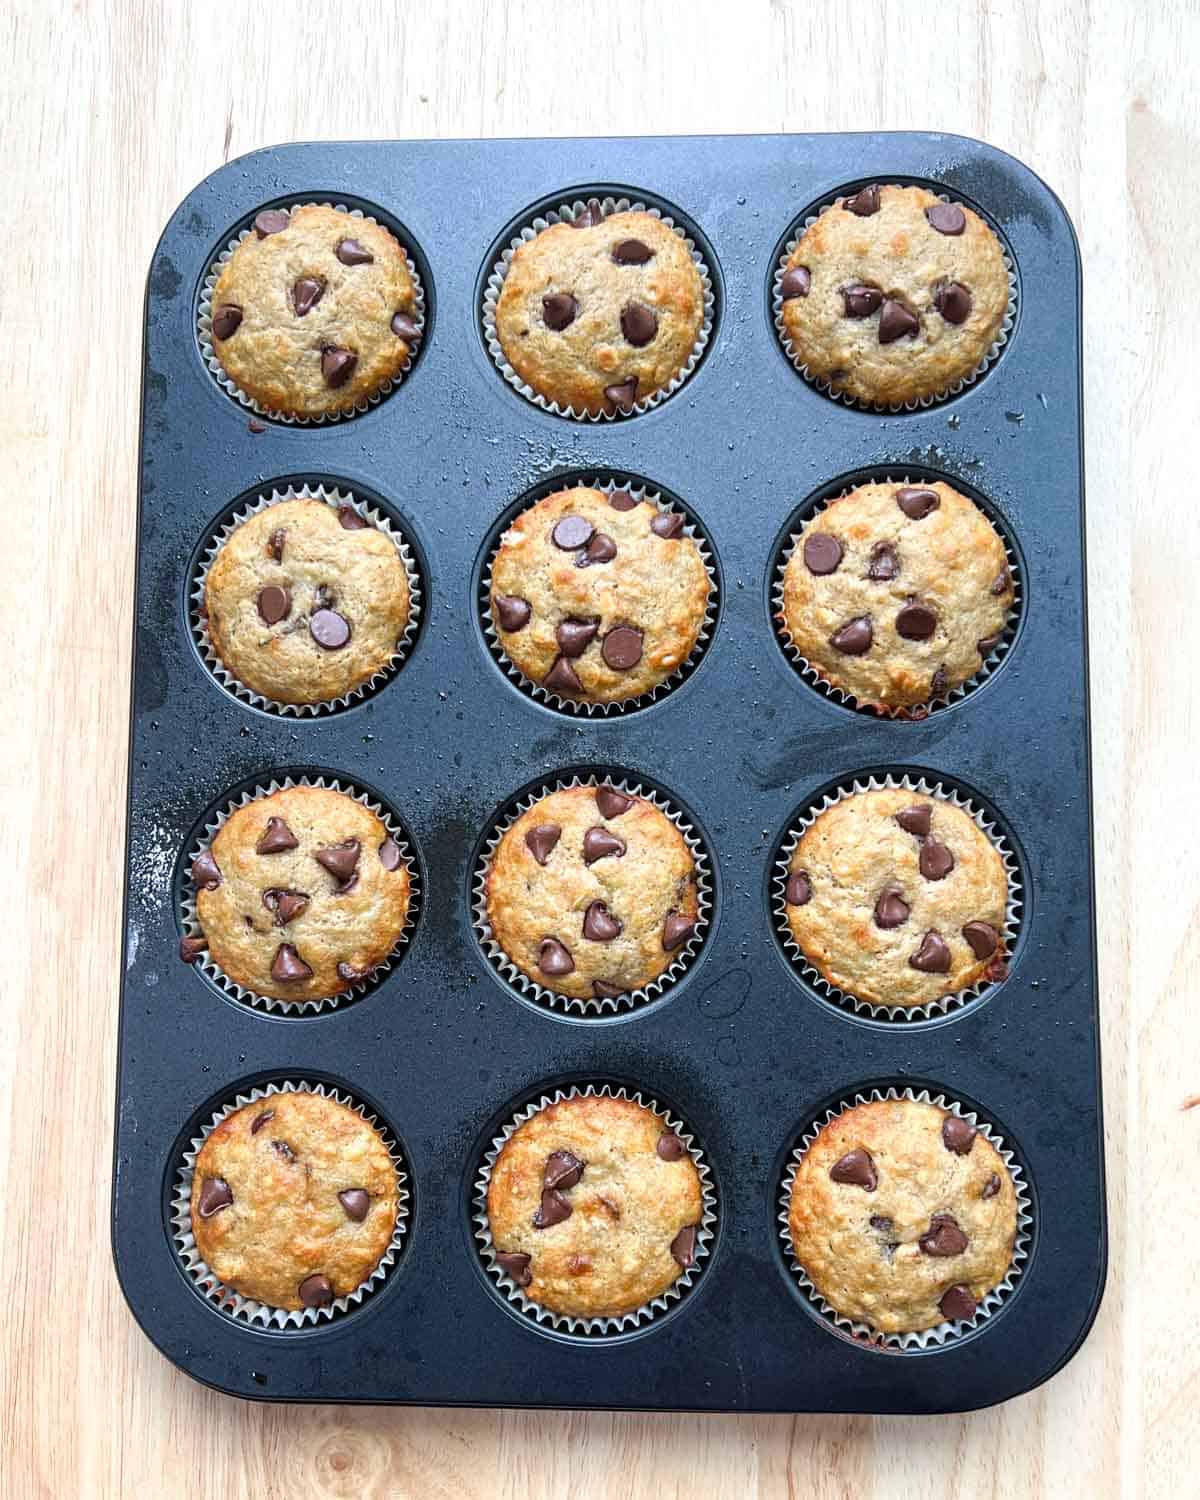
(486, 1091, 704, 1319)
(189, 784, 411, 1002)
(208, 204, 421, 418)
(484, 783, 701, 1002)
(778, 479, 1013, 712)
(191, 1089, 398, 1312)
(782, 787, 1008, 1008)
(787, 1095, 1018, 1332)
(493, 205, 705, 415)
(489, 486, 712, 706)
(203, 497, 412, 706)
(778, 184, 1009, 406)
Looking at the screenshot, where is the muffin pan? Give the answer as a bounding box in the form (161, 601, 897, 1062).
(115, 132, 1103, 1412)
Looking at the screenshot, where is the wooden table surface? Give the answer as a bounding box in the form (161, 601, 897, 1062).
(5, 0, 1194, 1494)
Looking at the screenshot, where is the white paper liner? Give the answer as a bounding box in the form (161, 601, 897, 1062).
(772, 184, 1018, 412)
(197, 200, 426, 424)
(190, 482, 422, 717)
(473, 1083, 717, 1336)
(772, 476, 1021, 719)
(171, 1078, 409, 1329)
(482, 194, 714, 421)
(473, 772, 712, 1016)
(481, 476, 718, 715)
(778, 1084, 1032, 1350)
(772, 772, 1022, 1022)
(180, 773, 420, 1016)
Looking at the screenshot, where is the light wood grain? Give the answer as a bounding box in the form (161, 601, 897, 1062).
(3, 0, 1195, 1495)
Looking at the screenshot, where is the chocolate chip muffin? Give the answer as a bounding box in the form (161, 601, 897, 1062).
(489, 487, 711, 706)
(787, 1096, 1018, 1333)
(190, 785, 411, 1002)
(484, 784, 701, 1002)
(203, 498, 412, 706)
(782, 788, 1008, 1009)
(493, 205, 706, 415)
(191, 1090, 398, 1312)
(208, 204, 421, 418)
(487, 1092, 704, 1319)
(778, 184, 1009, 406)
(778, 480, 1013, 712)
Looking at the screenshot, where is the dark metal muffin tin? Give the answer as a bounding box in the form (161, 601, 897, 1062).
(115, 132, 1103, 1412)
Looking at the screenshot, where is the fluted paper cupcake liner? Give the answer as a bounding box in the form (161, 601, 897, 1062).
(778, 1084, 1032, 1350)
(170, 1078, 409, 1329)
(772, 772, 1022, 1022)
(772, 475, 1021, 719)
(180, 773, 420, 1016)
(473, 772, 712, 1016)
(190, 482, 422, 717)
(481, 476, 718, 715)
(772, 184, 1018, 412)
(473, 1083, 717, 1337)
(198, 200, 426, 423)
(482, 194, 714, 421)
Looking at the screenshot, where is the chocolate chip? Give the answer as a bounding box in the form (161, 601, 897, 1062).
(829, 616, 873, 655)
(315, 839, 361, 886)
(544, 655, 584, 696)
(608, 490, 637, 511)
(537, 938, 575, 977)
(603, 377, 639, 412)
(657, 1132, 685, 1161)
(926, 202, 967, 236)
(879, 299, 919, 343)
(197, 1177, 232, 1218)
(257, 585, 291, 625)
(662, 912, 695, 951)
(256, 817, 298, 855)
(803, 533, 843, 575)
(544, 1150, 586, 1191)
(939, 1283, 978, 1321)
(670, 1225, 698, 1267)
(391, 312, 421, 341)
(271, 1138, 295, 1162)
(895, 804, 931, 836)
(532, 1188, 572, 1228)
(338, 1188, 369, 1221)
(896, 600, 938, 640)
(930, 665, 948, 699)
(612, 238, 653, 265)
(983, 1173, 1002, 1199)
(910, 930, 952, 972)
(942, 1115, 977, 1155)
(577, 532, 617, 567)
(868, 542, 899, 581)
(869, 1214, 893, 1232)
(179, 934, 207, 962)
(494, 594, 532, 632)
(262, 888, 309, 926)
(844, 184, 880, 216)
(874, 888, 911, 929)
(896, 486, 940, 519)
(556, 617, 600, 656)
(551, 514, 593, 550)
(920, 1214, 968, 1257)
(321, 346, 357, 388)
(934, 280, 972, 324)
(192, 850, 222, 889)
(338, 505, 368, 530)
(601, 625, 643, 669)
(595, 785, 633, 819)
(583, 827, 626, 864)
(211, 304, 242, 340)
(621, 301, 658, 346)
(253, 208, 289, 238)
(919, 838, 955, 880)
(310, 608, 351, 649)
(651, 511, 685, 539)
(780, 266, 811, 299)
(977, 633, 1002, 658)
(542, 292, 578, 330)
(524, 823, 562, 865)
(842, 283, 883, 318)
(271, 943, 313, 982)
(829, 1149, 877, 1191)
(292, 276, 324, 317)
(593, 980, 623, 998)
(251, 1109, 273, 1134)
(583, 900, 622, 941)
(267, 528, 286, 560)
(298, 1273, 333, 1308)
(495, 1251, 532, 1285)
(336, 237, 374, 265)
(378, 837, 402, 872)
(785, 869, 812, 906)
(962, 920, 999, 960)
(991, 569, 1010, 596)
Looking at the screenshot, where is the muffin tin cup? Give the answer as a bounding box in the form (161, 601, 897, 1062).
(772, 184, 1018, 413)
(473, 771, 712, 1017)
(197, 200, 426, 424)
(480, 475, 718, 716)
(180, 772, 420, 1016)
(191, 482, 423, 717)
(472, 1082, 717, 1337)
(170, 1078, 410, 1329)
(482, 194, 715, 421)
(772, 475, 1021, 719)
(777, 1084, 1033, 1351)
(772, 772, 1022, 1023)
